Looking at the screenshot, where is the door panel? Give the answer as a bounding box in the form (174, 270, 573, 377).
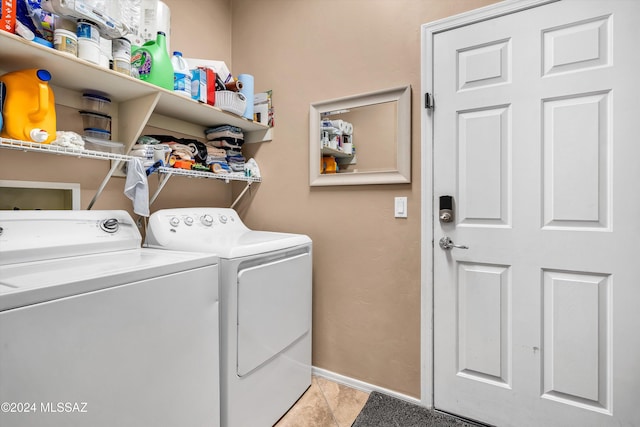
(458, 106, 511, 227)
(457, 262, 511, 385)
(432, 1, 640, 426)
(542, 92, 610, 229)
(542, 269, 611, 410)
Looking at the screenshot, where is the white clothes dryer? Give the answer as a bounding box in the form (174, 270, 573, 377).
(0, 210, 220, 427)
(145, 208, 312, 427)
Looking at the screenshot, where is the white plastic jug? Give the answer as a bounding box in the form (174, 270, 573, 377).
(171, 51, 191, 97)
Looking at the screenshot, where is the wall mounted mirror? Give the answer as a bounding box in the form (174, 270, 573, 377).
(309, 85, 411, 186)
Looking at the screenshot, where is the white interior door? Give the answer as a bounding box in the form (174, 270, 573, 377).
(432, 1, 640, 426)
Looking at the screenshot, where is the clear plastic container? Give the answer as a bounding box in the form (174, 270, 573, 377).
(84, 128, 111, 141)
(81, 93, 111, 114)
(83, 137, 123, 153)
(80, 111, 111, 132)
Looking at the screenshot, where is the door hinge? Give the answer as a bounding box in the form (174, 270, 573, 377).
(425, 92, 434, 110)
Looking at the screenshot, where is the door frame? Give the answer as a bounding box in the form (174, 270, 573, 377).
(419, 0, 557, 408)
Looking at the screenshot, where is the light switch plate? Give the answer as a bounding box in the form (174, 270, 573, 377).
(395, 196, 407, 218)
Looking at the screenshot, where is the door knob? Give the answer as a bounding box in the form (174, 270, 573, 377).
(439, 236, 469, 250)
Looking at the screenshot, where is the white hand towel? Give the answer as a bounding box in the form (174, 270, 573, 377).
(124, 157, 150, 217)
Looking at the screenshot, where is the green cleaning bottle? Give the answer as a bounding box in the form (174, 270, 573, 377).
(130, 31, 173, 91)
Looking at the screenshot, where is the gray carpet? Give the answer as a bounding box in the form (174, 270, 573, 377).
(351, 392, 482, 427)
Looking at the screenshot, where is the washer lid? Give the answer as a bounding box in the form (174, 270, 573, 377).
(0, 248, 217, 311)
(0, 210, 141, 266)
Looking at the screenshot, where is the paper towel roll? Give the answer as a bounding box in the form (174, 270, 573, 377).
(238, 74, 254, 120)
(329, 119, 343, 130)
(344, 122, 353, 135)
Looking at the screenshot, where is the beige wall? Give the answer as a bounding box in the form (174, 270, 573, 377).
(0, 0, 499, 400)
(231, 0, 499, 398)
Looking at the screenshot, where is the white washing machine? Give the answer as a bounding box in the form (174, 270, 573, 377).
(0, 210, 220, 427)
(145, 208, 312, 427)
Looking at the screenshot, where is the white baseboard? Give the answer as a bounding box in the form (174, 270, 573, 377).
(312, 366, 425, 407)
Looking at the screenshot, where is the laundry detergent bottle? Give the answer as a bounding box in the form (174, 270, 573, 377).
(171, 51, 192, 97)
(130, 31, 173, 91)
(0, 69, 56, 144)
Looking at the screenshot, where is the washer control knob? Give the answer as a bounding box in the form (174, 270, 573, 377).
(169, 217, 180, 227)
(100, 218, 119, 233)
(219, 214, 228, 224)
(184, 216, 194, 226)
(201, 214, 214, 226)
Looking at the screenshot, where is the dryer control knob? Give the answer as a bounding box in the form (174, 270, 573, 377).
(201, 214, 214, 226)
(219, 214, 228, 224)
(184, 216, 194, 226)
(169, 217, 180, 227)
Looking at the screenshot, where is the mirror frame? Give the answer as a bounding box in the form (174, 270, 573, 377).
(309, 85, 411, 186)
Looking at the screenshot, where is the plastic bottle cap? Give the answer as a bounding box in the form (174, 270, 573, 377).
(36, 69, 52, 82)
(30, 129, 48, 143)
(173, 51, 182, 56)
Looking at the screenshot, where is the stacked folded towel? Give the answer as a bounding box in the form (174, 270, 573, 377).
(166, 142, 193, 160)
(204, 125, 246, 174)
(203, 144, 228, 173)
(227, 152, 245, 172)
(206, 146, 227, 158)
(132, 132, 249, 175)
(205, 125, 244, 145)
(129, 143, 155, 160)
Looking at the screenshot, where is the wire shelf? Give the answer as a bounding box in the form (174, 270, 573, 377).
(2, 137, 262, 210)
(1, 137, 261, 183)
(0, 137, 131, 162)
(157, 166, 261, 183)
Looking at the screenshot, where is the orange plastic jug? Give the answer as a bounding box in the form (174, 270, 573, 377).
(0, 69, 57, 143)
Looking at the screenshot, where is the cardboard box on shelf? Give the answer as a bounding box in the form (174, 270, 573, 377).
(185, 58, 231, 83)
(203, 67, 216, 106)
(1, 0, 16, 33)
(191, 68, 207, 103)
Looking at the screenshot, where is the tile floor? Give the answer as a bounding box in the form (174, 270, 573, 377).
(274, 375, 370, 427)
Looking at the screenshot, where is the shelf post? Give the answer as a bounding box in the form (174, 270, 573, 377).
(230, 182, 253, 209)
(149, 173, 173, 205)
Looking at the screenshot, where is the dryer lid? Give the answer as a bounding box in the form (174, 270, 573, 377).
(145, 207, 311, 257)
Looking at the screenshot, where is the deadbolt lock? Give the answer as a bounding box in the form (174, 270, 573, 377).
(440, 211, 453, 222)
(439, 195, 454, 223)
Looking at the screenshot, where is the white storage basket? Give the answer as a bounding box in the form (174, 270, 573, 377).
(214, 91, 247, 116)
